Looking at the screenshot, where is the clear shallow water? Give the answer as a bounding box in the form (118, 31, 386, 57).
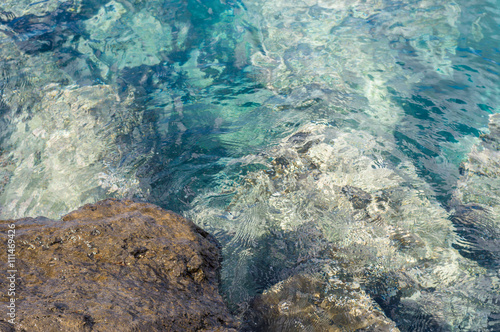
(0, 0, 499, 330)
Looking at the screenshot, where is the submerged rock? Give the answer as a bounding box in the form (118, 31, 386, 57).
(78, 0, 174, 76)
(242, 0, 460, 129)
(242, 274, 399, 332)
(0, 84, 149, 219)
(189, 123, 498, 330)
(0, 0, 72, 18)
(0, 199, 237, 332)
(451, 113, 500, 268)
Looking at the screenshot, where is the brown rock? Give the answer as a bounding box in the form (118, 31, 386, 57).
(0, 199, 237, 331)
(242, 274, 399, 332)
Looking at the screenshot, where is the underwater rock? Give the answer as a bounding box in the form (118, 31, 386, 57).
(0, 198, 237, 331)
(0, 17, 157, 220)
(451, 113, 500, 268)
(0, 1, 87, 55)
(77, 0, 174, 76)
(188, 123, 499, 329)
(341, 185, 372, 210)
(0, 84, 149, 219)
(0, 0, 68, 18)
(241, 0, 460, 127)
(242, 274, 399, 332)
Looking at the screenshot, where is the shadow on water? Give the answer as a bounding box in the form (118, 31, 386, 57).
(0, 1, 102, 55)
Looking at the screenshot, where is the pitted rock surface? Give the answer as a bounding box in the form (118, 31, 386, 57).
(0, 198, 237, 332)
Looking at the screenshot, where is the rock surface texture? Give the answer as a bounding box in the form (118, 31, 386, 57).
(242, 274, 400, 332)
(0, 199, 237, 332)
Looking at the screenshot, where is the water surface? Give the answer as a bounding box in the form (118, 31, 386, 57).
(0, 0, 499, 330)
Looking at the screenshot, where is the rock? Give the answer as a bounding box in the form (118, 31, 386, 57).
(188, 123, 499, 329)
(242, 274, 399, 332)
(78, 1, 174, 75)
(451, 113, 500, 268)
(0, 1, 84, 55)
(0, 84, 149, 219)
(341, 185, 372, 210)
(0, 199, 237, 332)
(0, 0, 70, 19)
(244, 0, 460, 128)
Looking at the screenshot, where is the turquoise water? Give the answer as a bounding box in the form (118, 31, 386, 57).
(1, 0, 500, 330)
